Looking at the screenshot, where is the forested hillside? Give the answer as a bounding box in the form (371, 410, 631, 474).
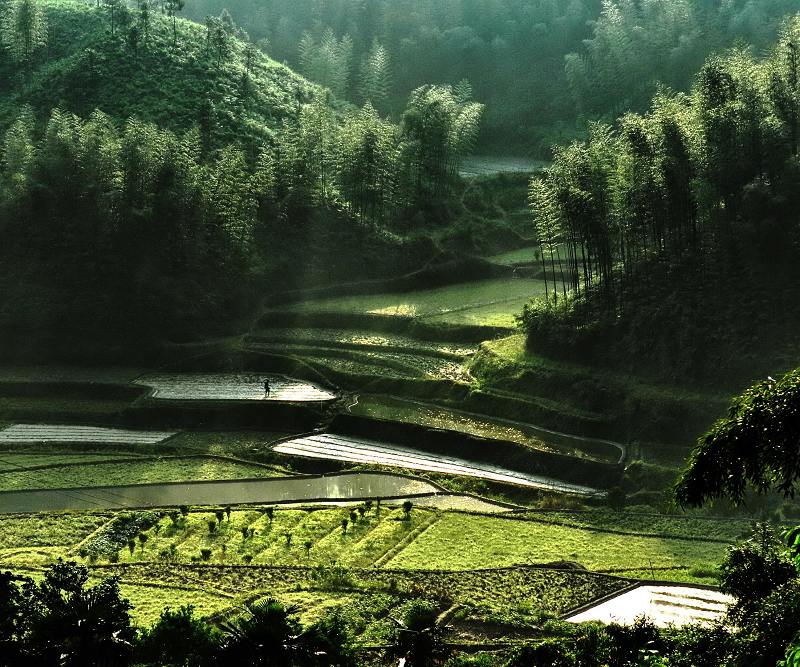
(184, 0, 799, 155)
(0, 0, 485, 357)
(0, 0, 322, 149)
(521, 17, 800, 389)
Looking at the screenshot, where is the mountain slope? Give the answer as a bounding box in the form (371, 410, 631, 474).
(0, 0, 321, 147)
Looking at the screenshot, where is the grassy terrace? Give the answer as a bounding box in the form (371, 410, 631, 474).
(2, 507, 732, 587)
(9, 562, 629, 630)
(0, 452, 148, 471)
(0, 456, 283, 491)
(385, 513, 727, 583)
(274, 278, 550, 329)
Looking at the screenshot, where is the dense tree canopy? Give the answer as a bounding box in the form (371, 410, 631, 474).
(675, 369, 800, 508)
(520, 16, 800, 383)
(184, 0, 799, 154)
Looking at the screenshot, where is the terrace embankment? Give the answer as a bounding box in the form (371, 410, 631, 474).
(326, 414, 622, 491)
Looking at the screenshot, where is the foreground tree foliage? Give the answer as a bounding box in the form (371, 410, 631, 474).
(675, 369, 800, 507)
(2, 560, 135, 666)
(674, 375, 800, 665)
(2, 563, 357, 666)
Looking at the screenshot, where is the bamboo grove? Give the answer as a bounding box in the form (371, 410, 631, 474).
(0, 85, 482, 339)
(526, 16, 800, 325)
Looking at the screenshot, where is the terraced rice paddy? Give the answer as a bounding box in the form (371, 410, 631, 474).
(564, 584, 732, 627)
(0, 424, 176, 445)
(257, 343, 468, 382)
(0, 453, 147, 471)
(274, 433, 599, 495)
(249, 328, 475, 358)
(0, 472, 442, 513)
(135, 373, 336, 402)
(383, 513, 729, 582)
(0, 367, 143, 384)
(0, 456, 280, 492)
(350, 395, 623, 463)
(276, 278, 550, 329)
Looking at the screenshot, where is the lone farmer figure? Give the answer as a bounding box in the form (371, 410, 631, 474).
(263, 378, 271, 398)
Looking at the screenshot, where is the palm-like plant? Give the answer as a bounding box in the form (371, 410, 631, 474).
(390, 600, 449, 667)
(218, 599, 307, 666)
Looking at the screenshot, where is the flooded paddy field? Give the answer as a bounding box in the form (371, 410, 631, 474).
(135, 373, 336, 402)
(0, 424, 177, 445)
(0, 472, 441, 513)
(564, 584, 732, 628)
(274, 433, 600, 495)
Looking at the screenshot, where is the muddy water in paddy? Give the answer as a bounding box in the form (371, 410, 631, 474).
(134, 373, 336, 402)
(0, 472, 438, 513)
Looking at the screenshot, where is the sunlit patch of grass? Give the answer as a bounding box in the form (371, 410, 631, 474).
(384, 513, 729, 582)
(0, 512, 111, 549)
(279, 278, 549, 328)
(0, 457, 281, 491)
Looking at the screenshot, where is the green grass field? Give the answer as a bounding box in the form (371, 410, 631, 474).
(384, 513, 728, 584)
(0, 457, 281, 491)
(0, 396, 133, 418)
(486, 247, 539, 266)
(0, 512, 111, 548)
(350, 395, 556, 452)
(279, 278, 549, 329)
(0, 452, 146, 471)
(2, 506, 732, 586)
(2, 501, 743, 635)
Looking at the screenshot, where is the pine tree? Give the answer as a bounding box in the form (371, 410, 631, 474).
(2, 0, 47, 63)
(358, 40, 391, 109)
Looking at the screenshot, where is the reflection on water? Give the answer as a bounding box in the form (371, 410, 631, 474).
(134, 373, 336, 402)
(0, 473, 438, 513)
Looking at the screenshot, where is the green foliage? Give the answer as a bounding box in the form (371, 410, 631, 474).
(521, 21, 800, 383)
(183, 0, 800, 154)
(135, 605, 221, 667)
(9, 560, 134, 665)
(675, 370, 800, 507)
(82, 511, 158, 561)
(392, 598, 447, 667)
(358, 40, 391, 109)
(401, 84, 484, 205)
(719, 523, 797, 620)
(1, 0, 47, 63)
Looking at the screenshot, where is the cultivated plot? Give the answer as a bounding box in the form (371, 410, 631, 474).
(385, 513, 729, 581)
(0, 424, 176, 445)
(277, 278, 550, 329)
(0, 457, 281, 492)
(274, 433, 599, 495)
(564, 585, 732, 628)
(135, 373, 336, 402)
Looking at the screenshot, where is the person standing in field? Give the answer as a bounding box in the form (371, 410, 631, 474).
(263, 378, 271, 398)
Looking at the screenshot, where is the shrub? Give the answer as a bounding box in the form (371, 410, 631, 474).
(135, 605, 221, 667)
(200, 549, 212, 561)
(82, 512, 158, 561)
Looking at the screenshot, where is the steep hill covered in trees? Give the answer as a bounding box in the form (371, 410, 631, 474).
(0, 0, 487, 359)
(184, 0, 799, 155)
(0, 0, 321, 150)
(520, 16, 800, 391)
